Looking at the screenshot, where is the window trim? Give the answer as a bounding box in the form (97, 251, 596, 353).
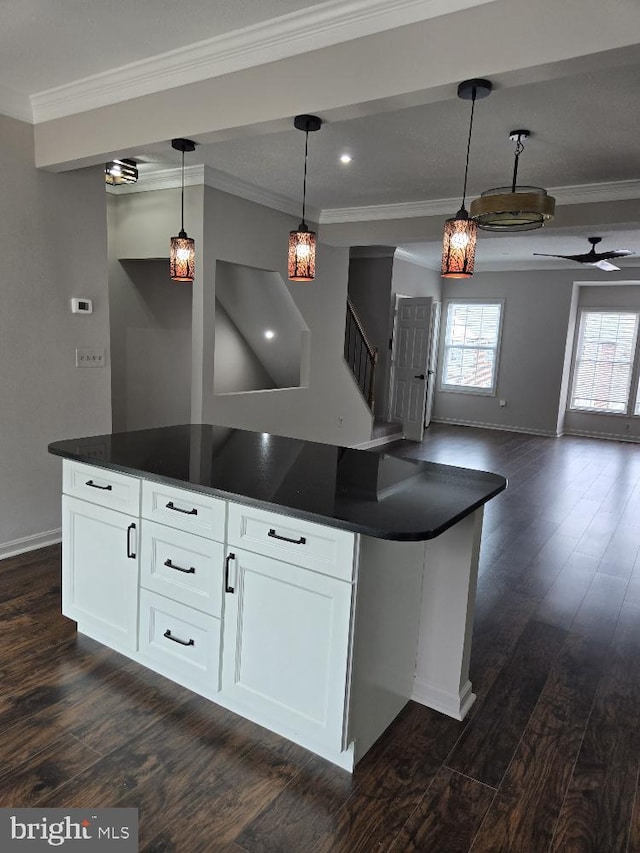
(439, 298, 504, 397)
(567, 307, 640, 417)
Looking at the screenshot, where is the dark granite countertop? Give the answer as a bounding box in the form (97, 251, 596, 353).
(48, 424, 507, 541)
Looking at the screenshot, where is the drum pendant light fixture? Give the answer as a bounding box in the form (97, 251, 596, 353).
(441, 79, 492, 279)
(288, 114, 322, 282)
(170, 138, 196, 282)
(470, 130, 555, 231)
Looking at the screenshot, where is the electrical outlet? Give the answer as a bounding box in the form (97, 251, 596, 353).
(76, 347, 106, 368)
(499, 399, 506, 407)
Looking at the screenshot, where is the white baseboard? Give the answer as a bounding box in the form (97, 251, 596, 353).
(351, 431, 405, 449)
(412, 677, 476, 720)
(431, 417, 560, 438)
(563, 427, 640, 443)
(0, 528, 62, 561)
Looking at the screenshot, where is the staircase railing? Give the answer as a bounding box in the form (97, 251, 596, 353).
(344, 297, 377, 409)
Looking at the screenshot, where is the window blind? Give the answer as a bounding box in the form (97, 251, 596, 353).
(442, 303, 502, 391)
(570, 311, 639, 413)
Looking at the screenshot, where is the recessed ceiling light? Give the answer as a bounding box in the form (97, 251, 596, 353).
(264, 330, 275, 339)
(340, 154, 352, 164)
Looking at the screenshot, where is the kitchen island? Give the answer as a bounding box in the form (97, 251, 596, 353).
(49, 424, 506, 770)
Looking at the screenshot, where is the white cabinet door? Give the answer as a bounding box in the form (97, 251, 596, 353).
(62, 495, 139, 653)
(221, 549, 354, 751)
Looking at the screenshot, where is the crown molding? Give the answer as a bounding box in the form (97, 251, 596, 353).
(30, 0, 496, 123)
(320, 180, 640, 223)
(394, 248, 438, 269)
(107, 163, 320, 221)
(0, 84, 33, 124)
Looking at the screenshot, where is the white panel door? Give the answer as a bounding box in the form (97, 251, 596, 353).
(390, 297, 433, 441)
(424, 301, 441, 429)
(221, 549, 353, 751)
(62, 495, 139, 652)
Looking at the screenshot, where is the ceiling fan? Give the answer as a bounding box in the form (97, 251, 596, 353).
(533, 236, 635, 271)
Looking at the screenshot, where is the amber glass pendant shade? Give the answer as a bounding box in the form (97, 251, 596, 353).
(440, 79, 492, 278)
(289, 114, 322, 282)
(441, 211, 477, 278)
(170, 138, 196, 283)
(288, 225, 317, 281)
(170, 231, 195, 282)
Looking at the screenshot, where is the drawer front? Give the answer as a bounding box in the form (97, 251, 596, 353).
(139, 589, 221, 696)
(63, 460, 140, 515)
(227, 503, 355, 581)
(140, 521, 223, 616)
(141, 481, 225, 541)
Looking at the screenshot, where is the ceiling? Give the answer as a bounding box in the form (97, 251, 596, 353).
(6, 0, 640, 273)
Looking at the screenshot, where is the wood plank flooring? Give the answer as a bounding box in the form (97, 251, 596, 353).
(3, 424, 640, 851)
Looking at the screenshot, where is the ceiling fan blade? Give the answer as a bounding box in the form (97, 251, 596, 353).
(590, 259, 621, 271)
(595, 249, 634, 260)
(532, 253, 574, 260)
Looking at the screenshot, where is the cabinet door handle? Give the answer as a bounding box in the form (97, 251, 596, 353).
(166, 501, 198, 516)
(164, 558, 195, 575)
(268, 528, 307, 545)
(86, 479, 112, 491)
(163, 629, 194, 647)
(126, 523, 136, 559)
(225, 552, 236, 594)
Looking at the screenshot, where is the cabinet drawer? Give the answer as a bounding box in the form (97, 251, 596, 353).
(140, 521, 223, 616)
(139, 589, 221, 697)
(227, 503, 355, 581)
(141, 481, 225, 541)
(63, 460, 140, 516)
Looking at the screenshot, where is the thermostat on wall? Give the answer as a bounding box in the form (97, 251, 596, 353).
(71, 298, 93, 314)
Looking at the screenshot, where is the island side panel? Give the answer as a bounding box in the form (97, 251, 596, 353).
(348, 535, 425, 763)
(412, 507, 483, 720)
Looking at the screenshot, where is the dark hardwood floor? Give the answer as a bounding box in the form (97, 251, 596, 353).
(3, 424, 640, 851)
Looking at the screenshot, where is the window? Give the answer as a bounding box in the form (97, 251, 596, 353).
(441, 301, 503, 394)
(570, 310, 640, 414)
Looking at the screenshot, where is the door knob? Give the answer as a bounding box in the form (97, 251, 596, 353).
(414, 374, 426, 380)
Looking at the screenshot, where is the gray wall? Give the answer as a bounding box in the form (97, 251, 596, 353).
(202, 186, 372, 446)
(0, 115, 111, 556)
(108, 245, 192, 431)
(433, 266, 640, 438)
(214, 301, 276, 394)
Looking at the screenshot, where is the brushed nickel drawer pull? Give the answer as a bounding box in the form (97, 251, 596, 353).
(86, 480, 112, 491)
(164, 558, 195, 575)
(166, 501, 198, 515)
(163, 629, 194, 647)
(268, 528, 307, 545)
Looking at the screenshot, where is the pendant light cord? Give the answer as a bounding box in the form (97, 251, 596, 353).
(180, 149, 185, 234)
(511, 134, 525, 193)
(460, 87, 477, 210)
(301, 128, 310, 226)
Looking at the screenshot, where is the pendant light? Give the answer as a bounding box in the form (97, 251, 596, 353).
(470, 130, 555, 231)
(441, 79, 492, 279)
(105, 158, 138, 185)
(170, 138, 196, 282)
(288, 114, 322, 282)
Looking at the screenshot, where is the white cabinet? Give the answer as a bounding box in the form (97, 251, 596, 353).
(221, 548, 354, 752)
(62, 494, 139, 653)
